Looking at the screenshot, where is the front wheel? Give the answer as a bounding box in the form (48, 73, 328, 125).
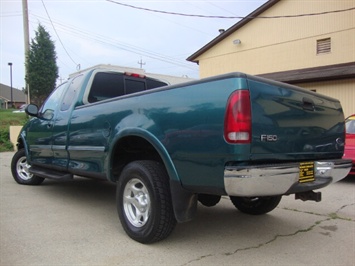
(230, 196, 282, 215)
(116, 160, 176, 244)
(11, 148, 44, 185)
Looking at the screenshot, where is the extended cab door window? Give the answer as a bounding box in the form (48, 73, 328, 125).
(40, 82, 68, 120)
(61, 75, 83, 111)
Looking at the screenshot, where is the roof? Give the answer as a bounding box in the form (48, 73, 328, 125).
(258, 62, 355, 84)
(186, 0, 280, 62)
(0, 83, 27, 103)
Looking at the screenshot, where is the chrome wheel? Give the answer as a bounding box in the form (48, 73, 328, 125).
(117, 161, 176, 243)
(11, 149, 44, 185)
(123, 178, 151, 227)
(16, 155, 33, 181)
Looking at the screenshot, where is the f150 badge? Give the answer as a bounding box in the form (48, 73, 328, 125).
(261, 134, 278, 142)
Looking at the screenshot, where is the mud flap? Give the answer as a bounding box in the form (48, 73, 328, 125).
(170, 180, 197, 223)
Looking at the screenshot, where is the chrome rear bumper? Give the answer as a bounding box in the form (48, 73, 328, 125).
(224, 159, 352, 197)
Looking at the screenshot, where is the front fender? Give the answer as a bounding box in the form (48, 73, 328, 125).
(18, 129, 30, 158)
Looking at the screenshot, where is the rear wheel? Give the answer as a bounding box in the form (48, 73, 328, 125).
(117, 160, 176, 243)
(229, 196, 282, 215)
(11, 149, 44, 185)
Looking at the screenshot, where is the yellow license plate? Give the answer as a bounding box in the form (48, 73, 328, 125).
(299, 162, 315, 183)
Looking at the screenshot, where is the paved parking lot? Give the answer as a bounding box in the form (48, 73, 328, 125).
(1, 151, 354, 265)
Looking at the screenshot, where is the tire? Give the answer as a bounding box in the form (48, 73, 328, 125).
(198, 194, 221, 207)
(11, 148, 45, 185)
(116, 160, 177, 244)
(230, 196, 282, 215)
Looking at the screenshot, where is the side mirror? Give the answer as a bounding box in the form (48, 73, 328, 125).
(25, 104, 39, 117)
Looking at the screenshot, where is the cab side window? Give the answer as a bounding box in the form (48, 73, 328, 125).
(146, 78, 168, 90)
(88, 72, 124, 103)
(125, 78, 146, 94)
(86, 72, 169, 104)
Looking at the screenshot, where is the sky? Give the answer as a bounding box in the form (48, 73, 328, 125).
(0, 0, 268, 91)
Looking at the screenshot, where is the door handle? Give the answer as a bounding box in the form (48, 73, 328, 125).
(302, 97, 315, 111)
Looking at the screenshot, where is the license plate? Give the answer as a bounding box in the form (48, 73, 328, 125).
(299, 162, 315, 183)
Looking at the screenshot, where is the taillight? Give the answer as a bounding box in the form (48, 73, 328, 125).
(224, 90, 251, 144)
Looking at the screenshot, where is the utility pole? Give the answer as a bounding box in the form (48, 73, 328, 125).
(22, 0, 30, 104)
(137, 58, 146, 69)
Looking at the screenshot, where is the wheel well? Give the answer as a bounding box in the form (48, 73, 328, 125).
(111, 136, 163, 181)
(17, 138, 24, 150)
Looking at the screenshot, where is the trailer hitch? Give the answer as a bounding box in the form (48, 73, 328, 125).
(295, 191, 322, 202)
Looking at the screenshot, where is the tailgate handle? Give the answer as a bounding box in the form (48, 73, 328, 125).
(302, 97, 315, 111)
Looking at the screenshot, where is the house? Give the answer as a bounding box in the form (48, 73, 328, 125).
(187, 0, 355, 117)
(0, 83, 27, 109)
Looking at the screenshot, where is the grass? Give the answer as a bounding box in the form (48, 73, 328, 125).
(0, 109, 29, 152)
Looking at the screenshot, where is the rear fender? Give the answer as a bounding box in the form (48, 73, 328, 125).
(107, 128, 179, 182)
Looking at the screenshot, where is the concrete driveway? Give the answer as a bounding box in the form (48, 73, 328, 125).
(1, 151, 354, 265)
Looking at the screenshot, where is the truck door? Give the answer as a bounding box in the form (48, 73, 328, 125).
(26, 82, 68, 167)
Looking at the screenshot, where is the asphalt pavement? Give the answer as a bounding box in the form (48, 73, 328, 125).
(1, 151, 354, 265)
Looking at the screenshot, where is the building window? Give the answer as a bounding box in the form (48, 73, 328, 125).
(317, 38, 331, 54)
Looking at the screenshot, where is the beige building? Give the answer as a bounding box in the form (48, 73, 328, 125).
(187, 0, 355, 117)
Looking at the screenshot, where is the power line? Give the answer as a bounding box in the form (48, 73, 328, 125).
(40, 0, 78, 67)
(106, 1, 355, 19)
(206, 2, 241, 17)
(30, 13, 198, 71)
(0, 12, 22, 18)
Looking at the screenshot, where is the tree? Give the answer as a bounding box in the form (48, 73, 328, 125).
(25, 24, 58, 107)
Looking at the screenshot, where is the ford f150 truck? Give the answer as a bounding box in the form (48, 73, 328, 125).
(11, 67, 352, 243)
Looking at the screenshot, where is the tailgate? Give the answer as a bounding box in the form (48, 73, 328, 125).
(247, 76, 345, 161)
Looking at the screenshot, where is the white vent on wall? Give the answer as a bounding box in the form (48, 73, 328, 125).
(317, 38, 331, 54)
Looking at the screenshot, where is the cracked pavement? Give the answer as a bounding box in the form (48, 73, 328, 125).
(1, 151, 354, 265)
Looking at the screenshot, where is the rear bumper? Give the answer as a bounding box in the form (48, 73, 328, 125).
(346, 159, 355, 175)
(224, 159, 352, 197)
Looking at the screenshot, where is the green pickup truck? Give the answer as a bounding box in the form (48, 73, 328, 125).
(11, 67, 352, 243)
